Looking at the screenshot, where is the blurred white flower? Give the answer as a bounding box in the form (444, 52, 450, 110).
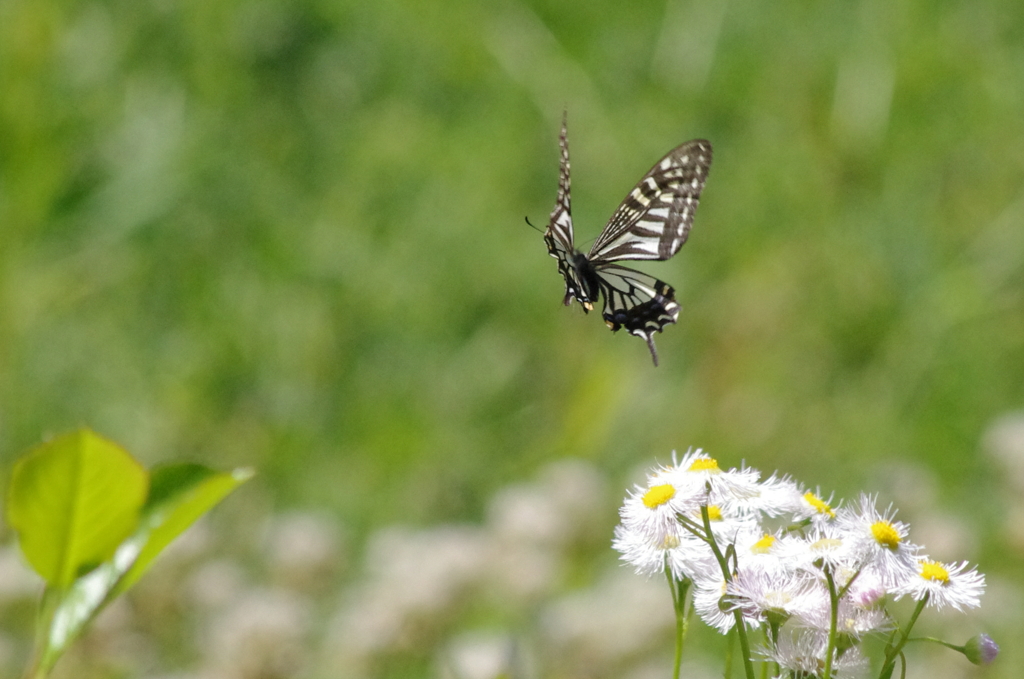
(437, 631, 519, 679)
(536, 458, 609, 543)
(488, 482, 567, 547)
(200, 588, 309, 679)
(0, 545, 40, 603)
(186, 558, 246, 611)
(263, 511, 344, 593)
(324, 525, 488, 664)
(540, 570, 672, 674)
(983, 412, 1024, 492)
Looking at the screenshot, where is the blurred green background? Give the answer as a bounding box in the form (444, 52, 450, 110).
(2, 0, 1023, 676)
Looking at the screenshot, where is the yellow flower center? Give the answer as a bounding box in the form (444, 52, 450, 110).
(688, 457, 720, 473)
(871, 521, 901, 550)
(751, 534, 776, 554)
(643, 483, 676, 508)
(810, 537, 842, 554)
(919, 560, 950, 583)
(658, 534, 681, 550)
(706, 505, 722, 521)
(803, 492, 835, 518)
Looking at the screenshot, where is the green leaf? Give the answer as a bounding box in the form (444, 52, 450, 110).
(6, 429, 149, 588)
(38, 463, 253, 674)
(114, 463, 254, 595)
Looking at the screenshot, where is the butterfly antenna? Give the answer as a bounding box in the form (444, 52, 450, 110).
(645, 335, 660, 367)
(524, 216, 544, 233)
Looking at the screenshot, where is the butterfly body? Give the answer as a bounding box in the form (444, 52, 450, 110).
(543, 114, 712, 366)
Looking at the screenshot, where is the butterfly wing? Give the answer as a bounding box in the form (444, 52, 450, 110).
(544, 113, 595, 310)
(588, 139, 712, 263)
(595, 263, 680, 366)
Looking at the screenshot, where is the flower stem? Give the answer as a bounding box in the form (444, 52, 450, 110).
(822, 567, 840, 679)
(879, 595, 929, 679)
(700, 504, 756, 679)
(665, 565, 691, 679)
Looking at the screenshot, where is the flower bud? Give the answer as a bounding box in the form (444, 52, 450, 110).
(963, 633, 999, 665)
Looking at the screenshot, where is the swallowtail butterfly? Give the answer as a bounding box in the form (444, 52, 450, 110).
(544, 113, 712, 366)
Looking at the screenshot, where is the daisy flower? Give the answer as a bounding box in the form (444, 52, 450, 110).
(726, 472, 804, 519)
(665, 529, 719, 582)
(796, 592, 894, 642)
(612, 522, 678, 576)
(661, 449, 763, 509)
(793, 487, 838, 524)
(726, 567, 820, 627)
(616, 466, 701, 545)
(777, 523, 860, 576)
(691, 571, 760, 633)
(761, 630, 869, 679)
(893, 558, 986, 611)
(732, 529, 792, 577)
(836, 494, 920, 588)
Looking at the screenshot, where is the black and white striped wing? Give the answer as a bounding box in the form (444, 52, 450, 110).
(588, 140, 712, 264)
(595, 264, 680, 367)
(544, 114, 594, 310)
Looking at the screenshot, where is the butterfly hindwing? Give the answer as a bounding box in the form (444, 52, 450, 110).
(595, 264, 680, 367)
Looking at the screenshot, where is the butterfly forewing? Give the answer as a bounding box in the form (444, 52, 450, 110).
(588, 140, 712, 263)
(544, 114, 595, 309)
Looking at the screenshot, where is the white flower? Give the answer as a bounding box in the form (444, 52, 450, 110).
(734, 529, 793, 572)
(777, 524, 860, 575)
(760, 630, 869, 679)
(613, 459, 707, 577)
(793, 488, 839, 524)
(727, 472, 804, 518)
(661, 449, 763, 510)
(677, 501, 760, 550)
(618, 463, 701, 541)
(836, 494, 920, 588)
(665, 530, 719, 582)
(893, 558, 986, 611)
(692, 573, 755, 633)
(612, 522, 677, 576)
(842, 567, 888, 608)
(726, 567, 820, 625)
(795, 592, 893, 641)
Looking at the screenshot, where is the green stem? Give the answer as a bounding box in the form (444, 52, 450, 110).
(23, 586, 61, 679)
(700, 505, 756, 679)
(879, 596, 929, 679)
(665, 566, 691, 679)
(905, 636, 963, 653)
(822, 568, 839, 679)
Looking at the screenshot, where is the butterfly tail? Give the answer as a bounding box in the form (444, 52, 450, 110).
(643, 333, 660, 367)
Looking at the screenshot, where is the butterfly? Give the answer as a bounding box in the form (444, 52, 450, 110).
(544, 113, 712, 366)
